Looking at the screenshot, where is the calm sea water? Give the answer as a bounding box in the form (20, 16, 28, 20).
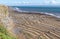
(12, 6, 60, 18)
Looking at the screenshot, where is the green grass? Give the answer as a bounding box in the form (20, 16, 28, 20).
(0, 24, 16, 39)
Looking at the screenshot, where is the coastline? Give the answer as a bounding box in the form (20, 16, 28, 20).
(10, 7, 60, 18)
(0, 4, 60, 39)
(8, 7, 60, 39)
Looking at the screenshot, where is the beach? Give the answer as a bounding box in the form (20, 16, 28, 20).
(8, 7, 60, 39)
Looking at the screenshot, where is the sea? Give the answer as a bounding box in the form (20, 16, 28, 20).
(11, 6, 60, 18)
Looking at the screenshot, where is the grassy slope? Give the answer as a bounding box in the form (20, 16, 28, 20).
(0, 24, 16, 39)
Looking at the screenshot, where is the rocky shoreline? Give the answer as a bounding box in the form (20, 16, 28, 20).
(0, 5, 60, 39)
(8, 7, 60, 39)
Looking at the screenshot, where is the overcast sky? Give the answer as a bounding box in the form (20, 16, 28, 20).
(0, 0, 60, 6)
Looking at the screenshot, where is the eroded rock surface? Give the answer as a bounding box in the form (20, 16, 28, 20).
(9, 8, 60, 39)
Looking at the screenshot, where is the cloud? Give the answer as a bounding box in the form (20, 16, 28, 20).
(50, 0, 57, 4)
(44, 0, 60, 5)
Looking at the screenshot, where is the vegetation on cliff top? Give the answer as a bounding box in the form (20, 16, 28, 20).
(0, 24, 16, 39)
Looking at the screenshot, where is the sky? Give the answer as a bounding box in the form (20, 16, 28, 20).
(0, 0, 60, 6)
